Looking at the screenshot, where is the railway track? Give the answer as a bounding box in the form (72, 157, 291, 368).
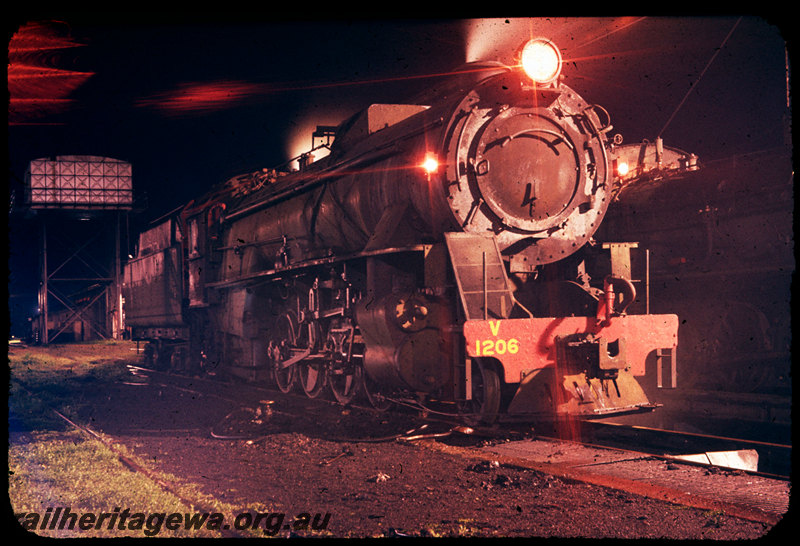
(10, 376, 251, 539)
(127, 364, 792, 526)
(123, 365, 455, 443)
(473, 433, 789, 526)
(579, 421, 791, 479)
(15, 362, 791, 530)
(615, 388, 792, 444)
(125, 364, 791, 480)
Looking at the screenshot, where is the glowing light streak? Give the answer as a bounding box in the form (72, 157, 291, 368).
(8, 64, 94, 95)
(8, 21, 91, 125)
(561, 46, 673, 65)
(273, 65, 502, 93)
(8, 20, 85, 52)
(566, 17, 647, 54)
(134, 81, 270, 116)
(465, 17, 650, 70)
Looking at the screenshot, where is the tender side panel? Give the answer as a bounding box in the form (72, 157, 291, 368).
(123, 245, 184, 327)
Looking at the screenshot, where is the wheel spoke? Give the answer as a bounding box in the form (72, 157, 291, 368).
(270, 313, 298, 393)
(299, 360, 326, 398)
(329, 362, 361, 405)
(272, 344, 295, 393)
(305, 367, 317, 389)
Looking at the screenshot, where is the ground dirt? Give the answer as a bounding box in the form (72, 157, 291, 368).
(9, 344, 786, 539)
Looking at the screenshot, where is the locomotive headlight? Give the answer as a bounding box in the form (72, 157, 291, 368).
(519, 38, 562, 85)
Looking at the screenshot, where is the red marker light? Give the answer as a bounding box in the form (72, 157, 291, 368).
(421, 154, 439, 174)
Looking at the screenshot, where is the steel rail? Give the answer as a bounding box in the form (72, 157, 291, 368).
(579, 420, 791, 480)
(10, 378, 250, 538)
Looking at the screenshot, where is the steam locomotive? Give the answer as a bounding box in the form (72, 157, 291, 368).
(123, 38, 698, 423)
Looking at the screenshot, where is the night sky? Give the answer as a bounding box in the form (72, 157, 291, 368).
(6, 16, 791, 335)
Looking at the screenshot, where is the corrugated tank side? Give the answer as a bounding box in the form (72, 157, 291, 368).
(123, 245, 184, 327)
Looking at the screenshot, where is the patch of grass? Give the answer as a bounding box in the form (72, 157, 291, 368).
(9, 429, 225, 538)
(8, 342, 280, 539)
(9, 343, 137, 414)
(9, 427, 291, 538)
